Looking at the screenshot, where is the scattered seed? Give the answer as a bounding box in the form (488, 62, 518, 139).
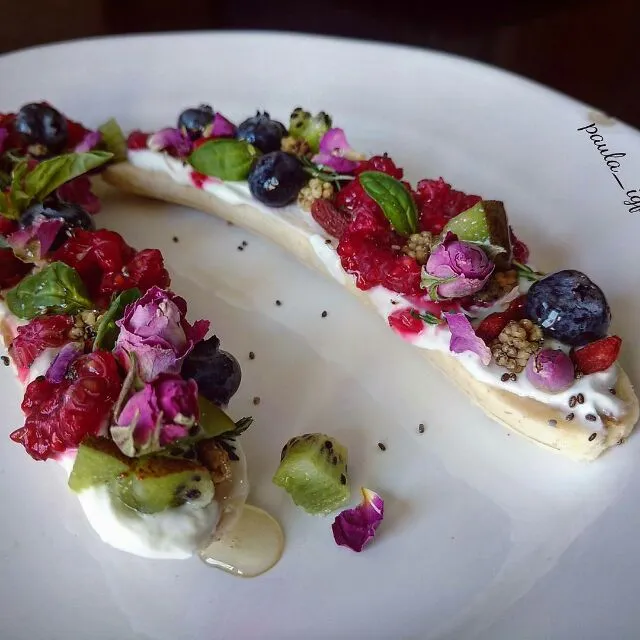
(321, 310, 328, 318)
(617, 437, 626, 446)
(548, 419, 557, 427)
(565, 412, 575, 421)
(242, 240, 248, 247)
(569, 396, 577, 408)
(377, 442, 387, 451)
(509, 373, 517, 381)
(172, 236, 179, 243)
(501, 373, 510, 382)
(237, 245, 244, 251)
(249, 351, 255, 360)
(1, 356, 9, 366)
(575, 371, 584, 379)
(275, 300, 282, 306)
(390, 300, 399, 305)
(340, 473, 347, 485)
(227, 221, 234, 226)
(588, 432, 597, 441)
(324, 238, 332, 245)
(577, 393, 585, 405)
(610, 388, 617, 395)
(252, 396, 261, 405)
(418, 423, 425, 434)
(586, 413, 597, 422)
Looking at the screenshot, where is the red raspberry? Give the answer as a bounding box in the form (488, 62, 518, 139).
(9, 315, 76, 371)
(10, 351, 122, 461)
(0, 217, 18, 237)
(100, 248, 169, 298)
(571, 336, 622, 375)
(416, 178, 482, 234)
(354, 154, 404, 180)
(509, 227, 530, 264)
(66, 117, 92, 150)
(127, 130, 150, 150)
(311, 199, 350, 239)
(56, 176, 101, 214)
(388, 308, 424, 337)
(380, 255, 422, 295)
(0, 248, 32, 290)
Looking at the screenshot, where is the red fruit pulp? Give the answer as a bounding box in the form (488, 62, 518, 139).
(416, 178, 481, 234)
(127, 130, 150, 150)
(0, 248, 32, 290)
(388, 308, 424, 338)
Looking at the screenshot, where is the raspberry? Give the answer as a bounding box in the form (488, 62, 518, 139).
(388, 308, 424, 337)
(66, 117, 92, 150)
(311, 199, 350, 239)
(100, 248, 169, 298)
(510, 227, 530, 264)
(9, 315, 76, 371)
(380, 255, 422, 294)
(0, 217, 18, 237)
(334, 179, 378, 217)
(10, 351, 122, 461)
(56, 176, 101, 214)
(0, 248, 32, 290)
(354, 154, 404, 180)
(571, 336, 622, 375)
(416, 178, 481, 234)
(127, 130, 150, 150)
(475, 295, 528, 344)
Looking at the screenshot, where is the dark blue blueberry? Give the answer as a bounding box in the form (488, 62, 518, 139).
(178, 104, 214, 140)
(182, 336, 242, 406)
(248, 151, 306, 207)
(19, 201, 95, 250)
(526, 270, 610, 346)
(15, 103, 68, 155)
(237, 111, 286, 154)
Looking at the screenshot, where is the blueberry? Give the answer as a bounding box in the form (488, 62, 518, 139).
(19, 201, 95, 250)
(237, 111, 287, 154)
(178, 104, 215, 140)
(526, 270, 611, 346)
(182, 336, 242, 406)
(248, 151, 307, 207)
(15, 103, 68, 155)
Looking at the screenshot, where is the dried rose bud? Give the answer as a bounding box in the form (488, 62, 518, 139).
(525, 348, 575, 393)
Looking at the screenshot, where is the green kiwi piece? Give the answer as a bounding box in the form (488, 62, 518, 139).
(272, 433, 350, 515)
(113, 455, 214, 515)
(197, 395, 237, 438)
(68, 436, 132, 493)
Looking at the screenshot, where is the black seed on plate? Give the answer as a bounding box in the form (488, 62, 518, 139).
(321, 310, 328, 318)
(566, 412, 575, 421)
(577, 393, 585, 405)
(242, 240, 248, 247)
(275, 299, 282, 306)
(501, 373, 510, 382)
(186, 489, 202, 500)
(588, 432, 597, 442)
(172, 236, 179, 243)
(586, 413, 597, 422)
(325, 238, 332, 245)
(548, 419, 557, 427)
(377, 442, 386, 451)
(237, 245, 244, 251)
(1, 356, 9, 366)
(569, 396, 577, 408)
(340, 474, 347, 485)
(227, 221, 234, 226)
(249, 351, 255, 360)
(253, 396, 261, 405)
(418, 423, 425, 434)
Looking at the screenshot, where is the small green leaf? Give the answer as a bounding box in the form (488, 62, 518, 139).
(188, 139, 260, 181)
(514, 261, 545, 282)
(24, 151, 113, 202)
(359, 171, 418, 236)
(93, 288, 141, 351)
(410, 309, 442, 325)
(98, 118, 127, 162)
(6, 261, 92, 319)
(420, 272, 458, 301)
(197, 396, 238, 437)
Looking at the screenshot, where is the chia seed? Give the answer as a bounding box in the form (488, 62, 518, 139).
(321, 310, 328, 318)
(588, 432, 597, 442)
(1, 356, 9, 366)
(418, 423, 425, 434)
(586, 413, 597, 422)
(577, 393, 585, 404)
(501, 373, 510, 382)
(252, 396, 261, 405)
(377, 442, 387, 451)
(249, 351, 255, 360)
(275, 300, 282, 306)
(569, 396, 577, 408)
(172, 236, 179, 243)
(242, 240, 248, 247)
(237, 245, 244, 251)
(548, 419, 557, 427)
(509, 373, 517, 381)
(565, 412, 575, 421)
(610, 388, 617, 395)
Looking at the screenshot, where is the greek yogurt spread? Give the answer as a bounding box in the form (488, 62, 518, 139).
(129, 149, 628, 430)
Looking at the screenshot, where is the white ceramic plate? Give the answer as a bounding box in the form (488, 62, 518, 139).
(1, 32, 639, 640)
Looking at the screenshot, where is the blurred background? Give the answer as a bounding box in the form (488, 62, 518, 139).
(0, 0, 637, 127)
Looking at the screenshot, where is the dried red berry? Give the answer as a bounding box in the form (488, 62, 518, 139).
(475, 295, 528, 344)
(9, 315, 76, 371)
(126, 130, 150, 150)
(0, 248, 32, 290)
(311, 199, 350, 239)
(571, 336, 622, 375)
(510, 227, 530, 264)
(10, 351, 122, 461)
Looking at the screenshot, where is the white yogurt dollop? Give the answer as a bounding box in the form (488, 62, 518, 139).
(129, 148, 629, 430)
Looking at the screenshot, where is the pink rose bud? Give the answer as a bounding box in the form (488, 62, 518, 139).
(525, 348, 575, 394)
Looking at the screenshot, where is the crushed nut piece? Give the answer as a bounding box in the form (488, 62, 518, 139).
(474, 269, 518, 303)
(491, 319, 543, 373)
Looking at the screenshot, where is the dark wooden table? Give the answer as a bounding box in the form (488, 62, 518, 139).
(0, 0, 637, 128)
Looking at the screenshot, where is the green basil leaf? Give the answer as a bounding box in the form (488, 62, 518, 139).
(359, 171, 418, 236)
(93, 288, 141, 351)
(197, 395, 238, 438)
(98, 118, 127, 162)
(6, 261, 93, 319)
(188, 139, 260, 181)
(24, 151, 113, 202)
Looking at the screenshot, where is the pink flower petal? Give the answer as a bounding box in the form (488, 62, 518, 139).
(74, 130, 102, 153)
(148, 127, 192, 157)
(8, 217, 65, 259)
(444, 312, 492, 365)
(332, 487, 384, 553)
(312, 128, 361, 173)
(45, 342, 84, 384)
(211, 113, 237, 138)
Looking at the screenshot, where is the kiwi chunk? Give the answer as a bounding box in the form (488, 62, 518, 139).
(442, 200, 512, 265)
(113, 456, 214, 515)
(197, 395, 237, 438)
(68, 436, 131, 493)
(272, 433, 350, 515)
